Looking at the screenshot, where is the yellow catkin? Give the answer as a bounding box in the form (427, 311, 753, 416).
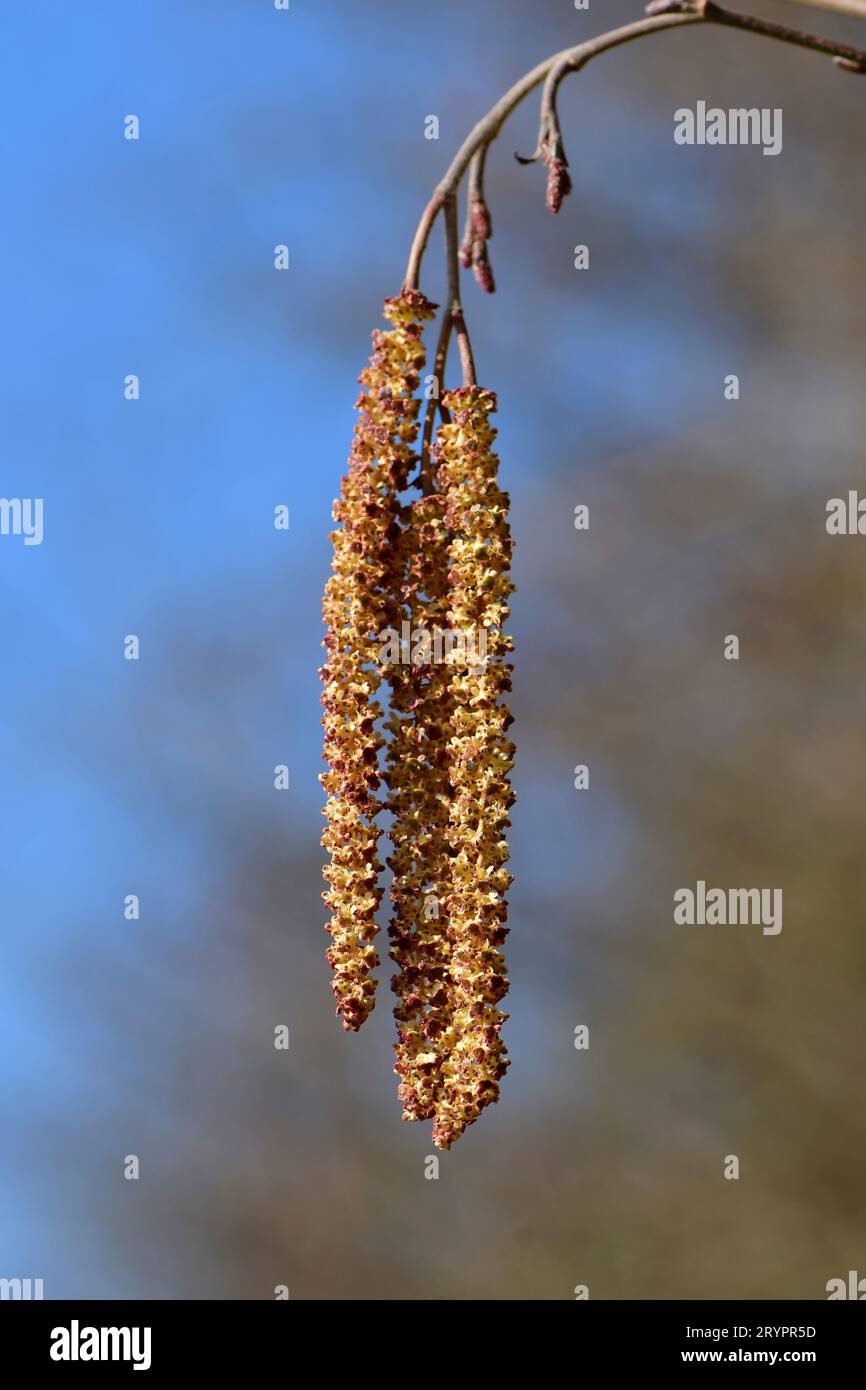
(386, 488, 455, 1120)
(320, 290, 435, 1031)
(432, 387, 516, 1149)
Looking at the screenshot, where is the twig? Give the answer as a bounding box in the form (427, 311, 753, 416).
(444, 194, 476, 389)
(402, 2, 866, 293)
(649, 1, 866, 67)
(403, 11, 702, 291)
(459, 147, 496, 290)
(405, 192, 444, 303)
(460, 148, 487, 262)
(417, 195, 476, 492)
(418, 311, 451, 494)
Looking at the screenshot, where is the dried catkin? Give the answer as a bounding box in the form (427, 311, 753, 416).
(385, 488, 455, 1121)
(431, 387, 516, 1149)
(320, 290, 435, 1031)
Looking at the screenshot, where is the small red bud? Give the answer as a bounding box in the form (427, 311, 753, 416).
(471, 239, 496, 295)
(546, 158, 572, 215)
(470, 199, 492, 241)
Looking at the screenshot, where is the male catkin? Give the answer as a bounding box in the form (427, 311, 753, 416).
(320, 290, 434, 1031)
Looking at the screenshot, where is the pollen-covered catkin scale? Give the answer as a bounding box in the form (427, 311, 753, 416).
(320, 290, 435, 1031)
(385, 488, 455, 1120)
(431, 387, 515, 1149)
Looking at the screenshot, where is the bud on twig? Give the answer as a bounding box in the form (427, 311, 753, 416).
(546, 154, 573, 215)
(470, 199, 492, 241)
(515, 110, 573, 215)
(472, 237, 496, 294)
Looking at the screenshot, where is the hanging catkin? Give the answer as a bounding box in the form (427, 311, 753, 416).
(431, 387, 515, 1150)
(315, 0, 861, 1146)
(320, 289, 435, 1031)
(386, 486, 455, 1121)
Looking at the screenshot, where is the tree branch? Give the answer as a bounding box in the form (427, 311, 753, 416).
(403, 11, 699, 291)
(649, 1, 866, 68)
(402, 1, 866, 294)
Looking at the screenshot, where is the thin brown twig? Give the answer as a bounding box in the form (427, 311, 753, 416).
(468, 145, 489, 217)
(402, 2, 866, 293)
(418, 311, 451, 494)
(403, 11, 701, 291)
(407, 0, 866, 488)
(460, 148, 486, 262)
(417, 193, 476, 492)
(405, 192, 444, 300)
(444, 193, 477, 389)
(649, 0, 866, 65)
